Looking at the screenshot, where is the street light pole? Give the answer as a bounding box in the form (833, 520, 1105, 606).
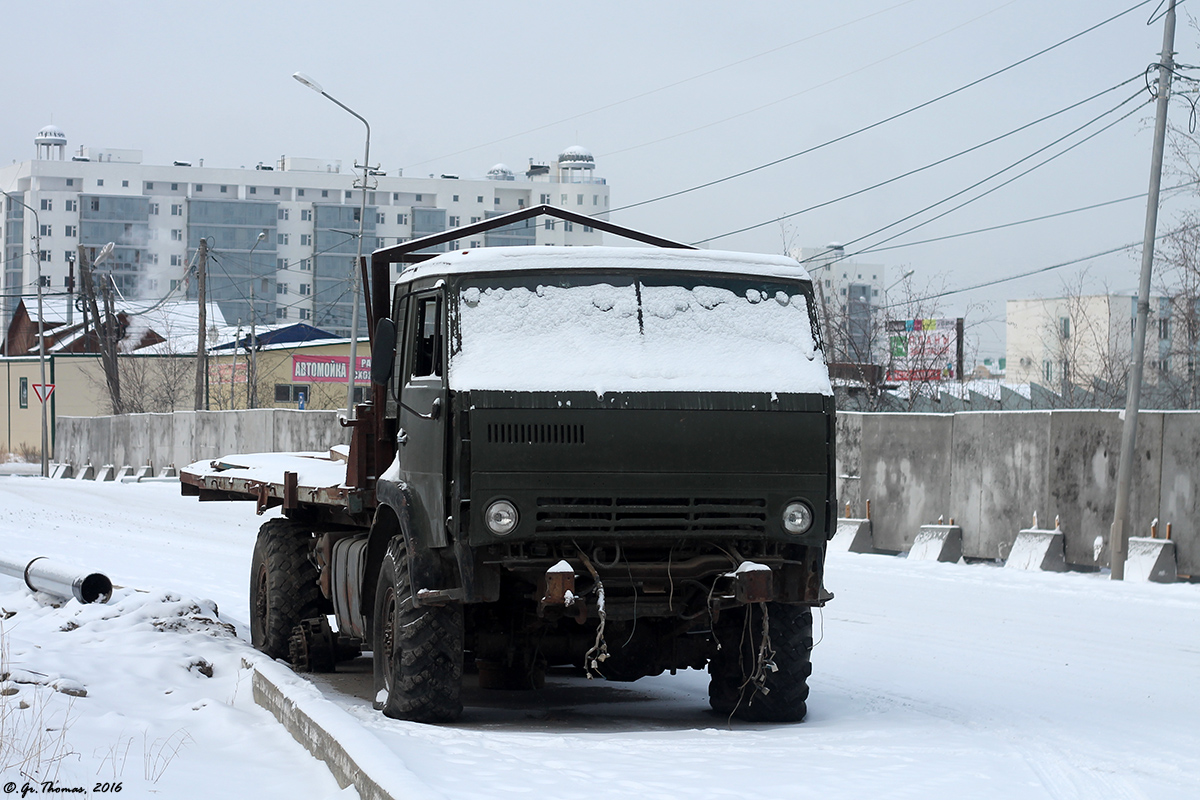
(4, 193, 48, 476)
(293, 71, 372, 418)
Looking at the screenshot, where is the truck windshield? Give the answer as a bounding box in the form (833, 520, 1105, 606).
(448, 273, 831, 395)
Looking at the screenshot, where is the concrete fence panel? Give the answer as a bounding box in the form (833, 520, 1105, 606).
(951, 411, 1052, 561)
(1158, 412, 1200, 576)
(859, 413, 953, 552)
(1048, 411, 1163, 569)
(273, 409, 349, 454)
(54, 417, 81, 467)
(59, 415, 110, 468)
(171, 411, 197, 468)
(108, 414, 134, 470)
(145, 412, 176, 469)
(834, 412, 864, 516)
(232, 409, 277, 457)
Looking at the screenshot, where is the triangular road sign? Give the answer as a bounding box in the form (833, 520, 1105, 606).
(32, 383, 55, 403)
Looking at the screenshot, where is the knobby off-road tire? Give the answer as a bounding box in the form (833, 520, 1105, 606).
(708, 603, 813, 722)
(249, 519, 326, 661)
(372, 537, 464, 722)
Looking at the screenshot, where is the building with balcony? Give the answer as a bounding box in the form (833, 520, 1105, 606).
(798, 244, 890, 365)
(1, 128, 610, 338)
(1005, 293, 1200, 407)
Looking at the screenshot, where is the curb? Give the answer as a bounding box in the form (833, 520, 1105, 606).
(249, 656, 444, 800)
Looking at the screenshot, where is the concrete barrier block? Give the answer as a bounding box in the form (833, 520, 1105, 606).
(831, 518, 875, 553)
(157, 465, 176, 478)
(251, 657, 434, 800)
(94, 465, 116, 482)
(910, 525, 963, 563)
(49, 463, 73, 479)
(1126, 537, 1177, 583)
(135, 465, 154, 480)
(74, 464, 95, 481)
(115, 466, 135, 481)
(1006, 529, 1067, 572)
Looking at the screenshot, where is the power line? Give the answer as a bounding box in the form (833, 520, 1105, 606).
(854, 179, 1200, 256)
(606, 0, 1161, 217)
(882, 220, 1200, 308)
(692, 76, 1142, 245)
(703, 87, 1148, 247)
(814, 93, 1150, 260)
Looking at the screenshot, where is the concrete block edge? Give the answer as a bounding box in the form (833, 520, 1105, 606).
(249, 654, 445, 800)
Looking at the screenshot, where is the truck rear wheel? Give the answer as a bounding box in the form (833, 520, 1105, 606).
(249, 519, 325, 661)
(372, 537, 464, 722)
(708, 603, 813, 722)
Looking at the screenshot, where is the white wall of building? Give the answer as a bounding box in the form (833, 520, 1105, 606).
(2, 129, 609, 335)
(1005, 295, 1139, 387)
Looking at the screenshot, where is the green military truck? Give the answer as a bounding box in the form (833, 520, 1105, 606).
(182, 207, 834, 723)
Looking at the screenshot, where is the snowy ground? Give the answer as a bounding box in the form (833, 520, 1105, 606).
(2, 476, 1198, 799)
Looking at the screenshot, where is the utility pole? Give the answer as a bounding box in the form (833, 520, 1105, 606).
(248, 283, 256, 409)
(100, 274, 123, 414)
(77, 243, 121, 415)
(193, 238, 208, 411)
(66, 253, 75, 326)
(230, 321, 242, 410)
(1110, 0, 1176, 580)
(247, 230, 267, 410)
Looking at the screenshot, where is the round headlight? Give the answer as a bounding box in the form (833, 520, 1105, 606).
(485, 500, 519, 536)
(782, 502, 814, 534)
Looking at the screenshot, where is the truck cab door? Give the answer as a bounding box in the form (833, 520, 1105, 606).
(397, 291, 449, 547)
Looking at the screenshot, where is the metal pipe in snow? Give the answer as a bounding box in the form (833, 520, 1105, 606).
(0, 556, 113, 604)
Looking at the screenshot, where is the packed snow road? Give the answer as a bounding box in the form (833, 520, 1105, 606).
(2, 476, 1198, 798)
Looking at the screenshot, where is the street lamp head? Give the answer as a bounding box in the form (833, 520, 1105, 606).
(256, 230, 267, 243)
(96, 242, 115, 264)
(293, 72, 324, 94)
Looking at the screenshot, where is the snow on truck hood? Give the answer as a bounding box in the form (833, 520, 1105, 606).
(429, 248, 832, 396)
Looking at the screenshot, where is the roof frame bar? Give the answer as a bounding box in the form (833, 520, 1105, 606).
(370, 204, 695, 267)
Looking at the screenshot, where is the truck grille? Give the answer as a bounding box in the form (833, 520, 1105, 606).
(535, 497, 768, 535)
(486, 422, 585, 445)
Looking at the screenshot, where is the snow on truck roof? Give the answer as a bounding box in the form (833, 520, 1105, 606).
(396, 246, 812, 285)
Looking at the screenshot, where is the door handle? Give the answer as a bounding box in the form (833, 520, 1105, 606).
(399, 396, 442, 420)
(397, 428, 408, 446)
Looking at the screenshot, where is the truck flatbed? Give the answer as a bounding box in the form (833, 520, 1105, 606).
(180, 448, 372, 515)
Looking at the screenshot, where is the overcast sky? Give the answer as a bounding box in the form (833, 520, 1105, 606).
(3, 0, 1196, 359)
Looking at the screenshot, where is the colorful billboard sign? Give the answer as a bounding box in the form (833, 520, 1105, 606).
(292, 355, 371, 384)
(885, 318, 962, 382)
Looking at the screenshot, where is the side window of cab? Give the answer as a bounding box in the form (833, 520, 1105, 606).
(410, 294, 443, 380)
(390, 292, 408, 400)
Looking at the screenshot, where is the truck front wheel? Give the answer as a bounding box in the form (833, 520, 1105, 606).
(249, 519, 326, 661)
(372, 537, 464, 722)
(708, 603, 813, 722)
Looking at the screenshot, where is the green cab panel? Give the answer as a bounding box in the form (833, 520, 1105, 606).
(463, 391, 834, 547)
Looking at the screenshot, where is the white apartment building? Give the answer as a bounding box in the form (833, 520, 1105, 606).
(1004, 294, 1189, 390)
(797, 244, 891, 363)
(2, 126, 610, 337)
